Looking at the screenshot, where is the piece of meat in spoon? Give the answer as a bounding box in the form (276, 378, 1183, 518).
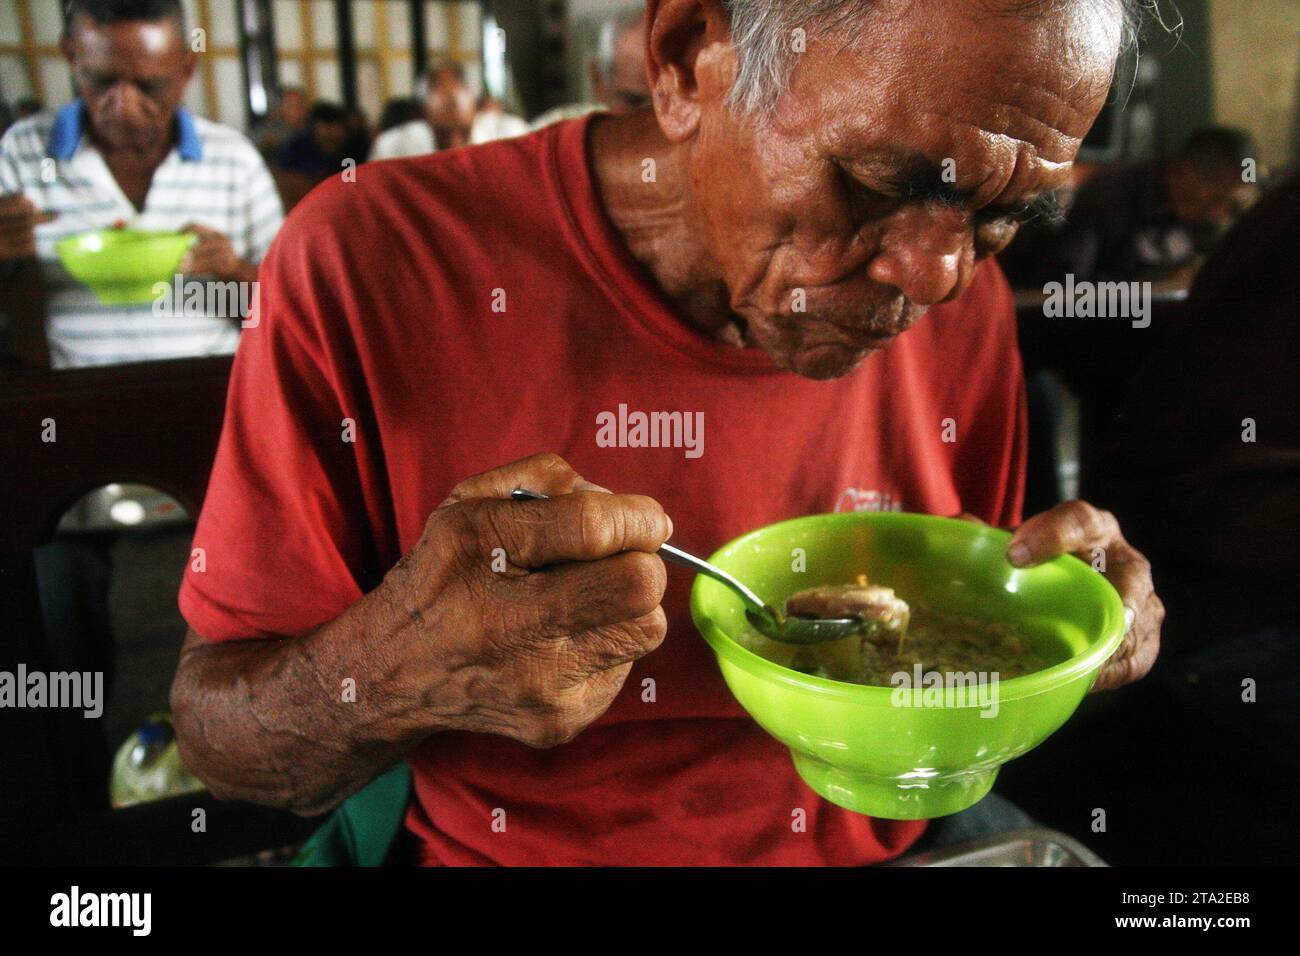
(784, 574, 910, 644)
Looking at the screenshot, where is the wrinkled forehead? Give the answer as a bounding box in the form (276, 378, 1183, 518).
(779, 0, 1122, 179)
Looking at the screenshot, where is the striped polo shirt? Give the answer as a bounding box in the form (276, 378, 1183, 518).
(0, 102, 284, 369)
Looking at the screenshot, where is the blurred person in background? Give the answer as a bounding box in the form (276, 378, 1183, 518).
(1002, 126, 1263, 514)
(471, 94, 530, 144)
(0, 0, 283, 369)
(377, 96, 422, 135)
(342, 106, 373, 161)
(1028, 126, 1260, 287)
(0, 0, 281, 809)
(253, 85, 309, 164)
(368, 63, 477, 160)
(1044, 172, 1299, 863)
(275, 101, 369, 211)
(1095, 171, 1299, 664)
(279, 101, 353, 179)
(532, 7, 651, 129)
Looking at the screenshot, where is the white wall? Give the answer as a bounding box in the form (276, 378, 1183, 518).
(1208, 0, 1300, 170)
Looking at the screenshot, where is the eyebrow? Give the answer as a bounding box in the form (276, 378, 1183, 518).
(845, 153, 1064, 223)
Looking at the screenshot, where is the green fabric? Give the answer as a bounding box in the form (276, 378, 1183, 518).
(292, 762, 412, 867)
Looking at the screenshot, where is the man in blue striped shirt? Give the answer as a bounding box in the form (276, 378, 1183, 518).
(0, 0, 284, 369)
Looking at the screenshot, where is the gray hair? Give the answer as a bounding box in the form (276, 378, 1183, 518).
(721, 0, 1170, 119)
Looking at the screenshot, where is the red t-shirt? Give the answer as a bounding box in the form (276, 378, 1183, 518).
(179, 115, 1027, 866)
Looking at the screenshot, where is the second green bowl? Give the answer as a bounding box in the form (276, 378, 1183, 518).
(55, 228, 196, 305)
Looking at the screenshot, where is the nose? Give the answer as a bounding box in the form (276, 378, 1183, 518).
(866, 205, 973, 306)
(101, 80, 151, 121)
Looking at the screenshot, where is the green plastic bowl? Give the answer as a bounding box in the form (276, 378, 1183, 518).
(690, 512, 1126, 820)
(55, 229, 196, 304)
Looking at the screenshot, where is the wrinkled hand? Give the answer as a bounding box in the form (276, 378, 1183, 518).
(179, 222, 252, 282)
(379, 452, 672, 748)
(0, 194, 56, 262)
(955, 501, 1162, 692)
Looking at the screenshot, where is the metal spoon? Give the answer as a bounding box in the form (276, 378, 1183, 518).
(510, 487, 869, 645)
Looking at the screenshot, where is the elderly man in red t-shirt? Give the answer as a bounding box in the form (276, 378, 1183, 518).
(171, 0, 1162, 866)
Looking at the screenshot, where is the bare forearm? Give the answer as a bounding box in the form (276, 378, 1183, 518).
(170, 578, 449, 816)
(170, 454, 679, 819)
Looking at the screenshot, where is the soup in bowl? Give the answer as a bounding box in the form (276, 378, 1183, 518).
(689, 512, 1126, 820)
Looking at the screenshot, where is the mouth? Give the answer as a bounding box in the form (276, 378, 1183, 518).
(734, 314, 899, 355)
(732, 288, 927, 374)
(782, 281, 923, 335)
(821, 322, 902, 349)
(815, 304, 925, 349)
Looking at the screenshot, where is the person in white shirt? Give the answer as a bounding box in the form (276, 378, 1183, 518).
(369, 65, 476, 161)
(530, 8, 651, 130)
(0, 0, 284, 369)
(470, 95, 531, 145)
(370, 64, 529, 162)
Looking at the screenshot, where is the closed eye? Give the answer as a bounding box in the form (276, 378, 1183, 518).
(835, 162, 907, 221)
(834, 157, 1064, 230)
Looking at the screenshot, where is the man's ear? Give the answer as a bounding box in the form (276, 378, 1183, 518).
(644, 0, 736, 142)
